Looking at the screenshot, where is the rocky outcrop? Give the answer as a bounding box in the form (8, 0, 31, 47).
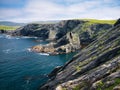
(31, 45, 56, 54)
(0, 30, 7, 33)
(11, 24, 52, 40)
(40, 19, 120, 90)
(30, 20, 112, 55)
(0, 29, 14, 34)
(31, 32, 81, 55)
(73, 23, 112, 46)
(11, 20, 85, 40)
(0, 19, 113, 55)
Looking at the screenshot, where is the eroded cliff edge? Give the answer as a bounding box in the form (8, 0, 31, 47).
(40, 19, 120, 90)
(0, 19, 113, 54)
(9, 20, 112, 55)
(30, 20, 112, 54)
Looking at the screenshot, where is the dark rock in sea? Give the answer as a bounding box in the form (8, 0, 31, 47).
(0, 29, 14, 35)
(0, 30, 7, 33)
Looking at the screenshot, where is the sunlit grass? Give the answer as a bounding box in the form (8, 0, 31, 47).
(75, 19, 116, 24)
(0, 25, 20, 30)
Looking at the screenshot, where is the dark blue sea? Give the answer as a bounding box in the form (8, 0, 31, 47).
(0, 34, 75, 90)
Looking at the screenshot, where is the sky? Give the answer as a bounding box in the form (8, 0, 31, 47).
(0, 0, 120, 22)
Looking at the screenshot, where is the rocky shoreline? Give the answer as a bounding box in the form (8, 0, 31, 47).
(31, 44, 80, 55)
(31, 32, 81, 55)
(0, 19, 112, 55)
(1, 19, 120, 90)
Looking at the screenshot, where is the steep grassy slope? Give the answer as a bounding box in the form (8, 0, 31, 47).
(72, 21, 112, 46)
(72, 19, 116, 45)
(40, 19, 120, 90)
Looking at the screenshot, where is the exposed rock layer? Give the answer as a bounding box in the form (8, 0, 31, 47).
(40, 19, 120, 90)
(21, 20, 111, 54)
(0, 20, 112, 54)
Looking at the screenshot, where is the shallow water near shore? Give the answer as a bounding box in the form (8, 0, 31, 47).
(0, 34, 76, 90)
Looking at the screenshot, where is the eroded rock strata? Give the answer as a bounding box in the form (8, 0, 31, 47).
(40, 19, 120, 90)
(0, 20, 113, 54)
(28, 20, 112, 54)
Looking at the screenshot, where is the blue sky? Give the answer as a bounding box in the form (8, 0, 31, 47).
(0, 0, 120, 22)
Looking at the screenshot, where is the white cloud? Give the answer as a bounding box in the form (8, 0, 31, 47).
(0, 0, 120, 22)
(78, 7, 120, 19)
(0, 8, 22, 19)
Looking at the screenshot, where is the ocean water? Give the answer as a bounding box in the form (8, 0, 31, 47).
(0, 34, 76, 90)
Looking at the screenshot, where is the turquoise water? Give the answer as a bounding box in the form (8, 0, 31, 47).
(0, 34, 76, 90)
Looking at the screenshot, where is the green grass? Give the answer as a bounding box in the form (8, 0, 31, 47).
(105, 78, 120, 90)
(81, 19, 116, 24)
(73, 19, 116, 24)
(97, 80, 104, 90)
(73, 85, 80, 90)
(0, 25, 20, 30)
(72, 18, 115, 40)
(97, 78, 120, 90)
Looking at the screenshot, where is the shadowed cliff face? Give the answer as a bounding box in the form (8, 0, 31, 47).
(5, 20, 112, 42)
(0, 19, 113, 54)
(40, 19, 120, 90)
(10, 20, 85, 40)
(9, 20, 112, 54)
(30, 20, 112, 54)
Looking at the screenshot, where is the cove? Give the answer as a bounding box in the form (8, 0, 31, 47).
(0, 34, 76, 90)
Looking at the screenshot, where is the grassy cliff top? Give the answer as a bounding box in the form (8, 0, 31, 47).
(0, 25, 20, 30)
(1, 19, 116, 31)
(21, 19, 117, 25)
(80, 19, 116, 24)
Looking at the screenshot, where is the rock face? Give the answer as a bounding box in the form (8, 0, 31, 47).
(11, 20, 85, 40)
(0, 29, 14, 34)
(0, 30, 7, 33)
(32, 45, 56, 54)
(40, 19, 120, 90)
(31, 32, 81, 54)
(11, 24, 52, 40)
(27, 20, 112, 54)
(0, 19, 113, 54)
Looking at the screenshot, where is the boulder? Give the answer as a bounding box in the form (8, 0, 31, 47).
(32, 45, 44, 52)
